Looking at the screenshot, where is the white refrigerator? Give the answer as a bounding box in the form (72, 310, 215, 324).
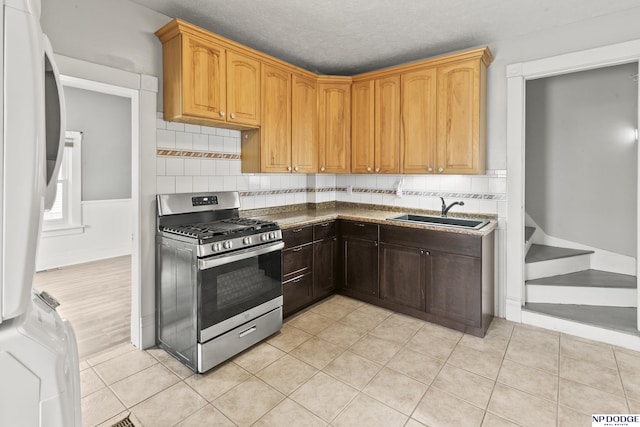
(0, 0, 81, 426)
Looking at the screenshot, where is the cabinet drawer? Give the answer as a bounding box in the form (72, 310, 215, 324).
(282, 225, 313, 248)
(313, 221, 336, 240)
(283, 243, 313, 277)
(340, 220, 378, 240)
(283, 273, 313, 316)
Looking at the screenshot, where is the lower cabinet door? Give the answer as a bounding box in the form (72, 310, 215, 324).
(313, 236, 338, 299)
(343, 237, 378, 297)
(429, 251, 482, 327)
(283, 273, 313, 317)
(379, 243, 427, 311)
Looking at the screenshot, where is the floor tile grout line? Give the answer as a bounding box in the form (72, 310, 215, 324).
(479, 320, 514, 427)
(611, 347, 633, 414)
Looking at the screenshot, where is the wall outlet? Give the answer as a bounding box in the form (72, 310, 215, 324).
(347, 185, 352, 195)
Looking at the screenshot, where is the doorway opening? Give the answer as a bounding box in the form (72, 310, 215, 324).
(34, 70, 146, 359)
(506, 39, 640, 350)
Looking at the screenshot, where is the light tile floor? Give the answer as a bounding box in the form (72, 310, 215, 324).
(81, 295, 640, 427)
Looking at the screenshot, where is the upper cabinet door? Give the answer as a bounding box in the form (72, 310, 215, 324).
(351, 80, 374, 174)
(436, 59, 484, 174)
(226, 50, 260, 126)
(261, 64, 292, 172)
(318, 80, 351, 173)
(401, 67, 437, 174)
(291, 74, 318, 173)
(374, 76, 400, 173)
(181, 33, 226, 121)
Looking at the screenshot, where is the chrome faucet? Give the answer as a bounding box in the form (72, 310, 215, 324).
(440, 197, 464, 217)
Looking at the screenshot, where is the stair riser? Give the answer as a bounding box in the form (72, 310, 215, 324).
(526, 285, 637, 307)
(525, 255, 591, 281)
(521, 310, 640, 352)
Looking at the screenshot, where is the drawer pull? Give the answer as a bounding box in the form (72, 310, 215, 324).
(355, 223, 366, 227)
(292, 247, 302, 252)
(292, 228, 303, 233)
(292, 276, 304, 283)
(239, 325, 257, 338)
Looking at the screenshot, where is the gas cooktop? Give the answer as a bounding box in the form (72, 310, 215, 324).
(159, 218, 278, 240)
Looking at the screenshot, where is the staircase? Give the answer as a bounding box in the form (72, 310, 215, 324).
(522, 226, 638, 336)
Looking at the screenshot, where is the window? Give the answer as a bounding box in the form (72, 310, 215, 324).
(43, 130, 83, 235)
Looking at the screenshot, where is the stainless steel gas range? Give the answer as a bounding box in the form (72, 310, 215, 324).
(156, 191, 283, 373)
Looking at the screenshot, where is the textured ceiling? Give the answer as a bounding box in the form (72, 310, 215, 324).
(132, 0, 640, 75)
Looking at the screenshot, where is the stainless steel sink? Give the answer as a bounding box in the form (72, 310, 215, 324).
(387, 214, 489, 230)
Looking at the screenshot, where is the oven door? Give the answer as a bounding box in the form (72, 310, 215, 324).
(198, 241, 283, 342)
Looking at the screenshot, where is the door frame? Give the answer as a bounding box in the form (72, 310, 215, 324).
(55, 55, 158, 349)
(505, 39, 640, 328)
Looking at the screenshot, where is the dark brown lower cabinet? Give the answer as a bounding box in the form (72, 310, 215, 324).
(379, 243, 428, 311)
(283, 273, 313, 317)
(313, 236, 337, 299)
(429, 251, 482, 328)
(343, 236, 379, 298)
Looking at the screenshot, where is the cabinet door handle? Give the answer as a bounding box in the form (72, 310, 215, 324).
(292, 276, 304, 283)
(294, 166, 299, 172)
(220, 111, 226, 117)
(374, 241, 378, 247)
(355, 223, 366, 227)
(287, 166, 292, 171)
(375, 167, 380, 173)
(320, 166, 325, 172)
(428, 167, 433, 172)
(320, 222, 330, 227)
(292, 247, 302, 252)
(292, 228, 303, 233)
(367, 167, 371, 172)
(438, 167, 444, 173)
(230, 113, 236, 119)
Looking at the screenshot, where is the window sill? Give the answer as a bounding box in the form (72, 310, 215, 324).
(41, 225, 85, 238)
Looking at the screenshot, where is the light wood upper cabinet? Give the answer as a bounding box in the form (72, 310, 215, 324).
(374, 76, 400, 173)
(436, 58, 485, 174)
(318, 78, 351, 174)
(291, 74, 318, 173)
(351, 80, 374, 173)
(400, 67, 437, 174)
(352, 76, 400, 174)
(157, 20, 260, 129)
(178, 33, 226, 121)
(242, 67, 320, 173)
(226, 51, 260, 127)
(259, 64, 292, 172)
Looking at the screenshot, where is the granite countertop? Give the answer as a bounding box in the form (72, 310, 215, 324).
(244, 204, 497, 236)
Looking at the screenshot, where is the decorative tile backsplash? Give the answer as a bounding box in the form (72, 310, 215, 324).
(156, 114, 507, 215)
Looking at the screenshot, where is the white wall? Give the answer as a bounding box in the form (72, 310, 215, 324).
(36, 199, 132, 271)
(64, 86, 132, 201)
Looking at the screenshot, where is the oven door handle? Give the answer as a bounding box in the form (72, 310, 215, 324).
(198, 241, 284, 270)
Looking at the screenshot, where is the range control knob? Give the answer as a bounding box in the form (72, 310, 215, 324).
(261, 234, 269, 242)
(269, 232, 276, 239)
(243, 237, 251, 245)
(213, 243, 222, 252)
(223, 241, 232, 249)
